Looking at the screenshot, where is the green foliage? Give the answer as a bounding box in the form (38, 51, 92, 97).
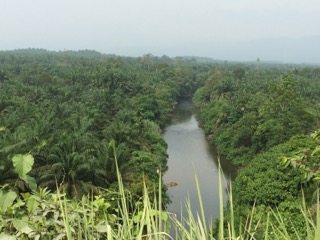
(12, 154, 37, 191)
(231, 134, 319, 237)
(194, 64, 320, 237)
(0, 167, 319, 239)
(281, 130, 320, 183)
(0, 50, 209, 197)
(2, 49, 320, 238)
(0, 189, 17, 213)
(194, 69, 320, 166)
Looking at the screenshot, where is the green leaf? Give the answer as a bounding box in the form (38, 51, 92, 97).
(161, 212, 168, 221)
(53, 234, 66, 240)
(311, 146, 320, 157)
(0, 233, 16, 240)
(0, 190, 17, 212)
(133, 211, 143, 223)
(96, 222, 111, 233)
(12, 154, 34, 178)
(0, 140, 27, 153)
(27, 197, 39, 213)
(22, 175, 37, 192)
(12, 219, 34, 234)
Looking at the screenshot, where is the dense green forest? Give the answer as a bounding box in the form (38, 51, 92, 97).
(1, 49, 320, 239)
(0, 49, 210, 196)
(193, 65, 320, 237)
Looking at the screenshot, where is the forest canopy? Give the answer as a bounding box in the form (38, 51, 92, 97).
(0, 49, 210, 197)
(1, 49, 320, 238)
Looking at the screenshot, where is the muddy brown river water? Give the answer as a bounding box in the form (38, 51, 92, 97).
(163, 100, 236, 221)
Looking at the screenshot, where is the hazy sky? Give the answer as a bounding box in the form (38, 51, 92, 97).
(1, 0, 320, 63)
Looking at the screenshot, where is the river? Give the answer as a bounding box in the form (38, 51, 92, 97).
(163, 100, 236, 221)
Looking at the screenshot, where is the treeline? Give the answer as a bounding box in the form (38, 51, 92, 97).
(0, 49, 210, 197)
(194, 64, 320, 237)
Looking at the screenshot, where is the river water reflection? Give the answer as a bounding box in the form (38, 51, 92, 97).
(163, 100, 236, 221)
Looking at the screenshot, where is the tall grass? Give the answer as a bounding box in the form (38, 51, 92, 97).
(55, 164, 320, 240)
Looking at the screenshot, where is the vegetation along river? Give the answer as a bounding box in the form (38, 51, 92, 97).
(163, 100, 236, 221)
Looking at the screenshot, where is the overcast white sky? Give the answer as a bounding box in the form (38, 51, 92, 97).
(1, 0, 320, 63)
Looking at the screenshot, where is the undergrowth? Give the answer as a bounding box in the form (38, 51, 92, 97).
(1, 157, 320, 240)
